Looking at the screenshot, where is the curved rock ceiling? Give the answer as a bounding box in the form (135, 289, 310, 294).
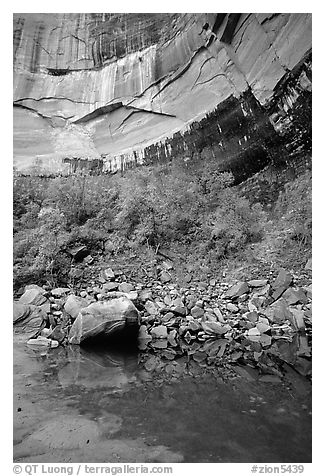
(13, 13, 312, 176)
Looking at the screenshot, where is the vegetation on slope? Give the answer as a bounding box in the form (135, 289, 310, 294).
(13, 157, 311, 290)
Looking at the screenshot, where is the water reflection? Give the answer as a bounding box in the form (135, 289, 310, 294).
(269, 333, 312, 378)
(57, 346, 139, 390)
(13, 336, 312, 463)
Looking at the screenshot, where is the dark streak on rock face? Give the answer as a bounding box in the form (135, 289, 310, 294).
(13, 17, 25, 62)
(13, 13, 312, 179)
(266, 51, 312, 157)
(30, 22, 45, 73)
(116, 53, 312, 184)
(137, 90, 273, 184)
(88, 13, 184, 67)
(62, 157, 104, 175)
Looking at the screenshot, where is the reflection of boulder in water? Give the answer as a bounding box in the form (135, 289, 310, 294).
(269, 333, 311, 378)
(58, 345, 139, 390)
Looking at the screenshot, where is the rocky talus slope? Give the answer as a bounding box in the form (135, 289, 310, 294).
(14, 258, 312, 384)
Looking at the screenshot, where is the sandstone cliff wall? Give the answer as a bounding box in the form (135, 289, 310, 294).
(13, 13, 312, 177)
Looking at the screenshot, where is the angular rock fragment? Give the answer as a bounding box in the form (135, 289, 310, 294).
(226, 303, 238, 313)
(145, 300, 159, 316)
(83, 254, 94, 264)
(246, 311, 259, 323)
(27, 335, 59, 348)
(102, 282, 119, 291)
(188, 319, 201, 332)
(24, 284, 46, 294)
(64, 294, 89, 320)
(51, 287, 70, 297)
(103, 267, 115, 280)
(263, 298, 292, 324)
(151, 339, 168, 349)
(139, 289, 153, 302)
(254, 284, 271, 297)
(259, 334, 272, 347)
(19, 289, 47, 306)
(256, 322, 271, 334)
(271, 285, 287, 301)
(172, 305, 187, 316)
(272, 269, 293, 291)
(224, 282, 249, 299)
(247, 327, 261, 336)
(213, 307, 225, 322)
(289, 308, 305, 331)
(201, 321, 231, 335)
(68, 245, 88, 261)
(150, 325, 168, 339)
(294, 357, 312, 377)
(118, 282, 134, 293)
(191, 306, 204, 318)
(49, 325, 66, 343)
(282, 287, 308, 305)
(248, 279, 268, 287)
(304, 284, 312, 299)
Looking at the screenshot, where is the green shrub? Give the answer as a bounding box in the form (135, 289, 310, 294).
(13, 158, 268, 288)
(206, 192, 265, 257)
(274, 171, 312, 247)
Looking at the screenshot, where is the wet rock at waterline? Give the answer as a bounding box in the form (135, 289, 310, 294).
(13, 305, 47, 339)
(27, 335, 59, 348)
(68, 297, 140, 344)
(13, 302, 31, 324)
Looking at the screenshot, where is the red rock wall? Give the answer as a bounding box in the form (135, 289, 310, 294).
(13, 13, 312, 175)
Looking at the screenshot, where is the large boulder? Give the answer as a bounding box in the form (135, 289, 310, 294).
(13, 305, 46, 339)
(13, 302, 31, 324)
(68, 297, 140, 344)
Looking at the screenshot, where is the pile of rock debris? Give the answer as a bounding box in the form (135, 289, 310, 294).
(13, 259, 312, 382)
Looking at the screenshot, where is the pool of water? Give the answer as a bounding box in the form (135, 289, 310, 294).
(13, 337, 312, 463)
